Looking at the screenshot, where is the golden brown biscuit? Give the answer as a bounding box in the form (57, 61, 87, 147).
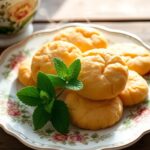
(119, 70, 149, 106)
(109, 43, 150, 75)
(53, 27, 108, 52)
(65, 92, 123, 130)
(31, 41, 82, 82)
(77, 49, 128, 100)
(18, 59, 35, 86)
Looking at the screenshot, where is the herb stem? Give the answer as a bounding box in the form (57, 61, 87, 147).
(56, 88, 65, 99)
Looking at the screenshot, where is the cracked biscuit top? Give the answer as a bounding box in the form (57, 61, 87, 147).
(53, 27, 108, 52)
(77, 49, 128, 100)
(31, 41, 82, 82)
(109, 43, 150, 75)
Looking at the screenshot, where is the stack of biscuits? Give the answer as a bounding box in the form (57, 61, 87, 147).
(18, 26, 150, 130)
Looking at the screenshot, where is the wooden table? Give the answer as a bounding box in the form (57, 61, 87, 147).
(1, 0, 150, 149)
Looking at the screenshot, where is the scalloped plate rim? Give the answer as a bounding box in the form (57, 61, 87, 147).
(0, 23, 150, 150)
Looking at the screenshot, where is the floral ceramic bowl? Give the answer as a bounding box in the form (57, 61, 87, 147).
(0, 0, 39, 34)
(0, 23, 150, 150)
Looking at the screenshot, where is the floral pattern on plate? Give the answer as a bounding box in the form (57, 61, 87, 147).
(0, 24, 150, 150)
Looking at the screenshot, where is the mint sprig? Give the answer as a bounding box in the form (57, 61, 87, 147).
(37, 72, 55, 98)
(53, 58, 68, 80)
(17, 86, 41, 106)
(52, 58, 83, 90)
(65, 80, 83, 90)
(47, 74, 65, 88)
(33, 106, 50, 130)
(68, 59, 81, 81)
(51, 100, 70, 134)
(16, 58, 83, 134)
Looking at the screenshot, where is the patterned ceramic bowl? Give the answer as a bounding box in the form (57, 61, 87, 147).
(0, 0, 39, 34)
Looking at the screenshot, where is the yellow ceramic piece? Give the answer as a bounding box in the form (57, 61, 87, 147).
(109, 43, 150, 75)
(31, 41, 82, 82)
(65, 92, 123, 130)
(119, 70, 149, 106)
(53, 27, 108, 52)
(18, 59, 35, 86)
(77, 49, 128, 100)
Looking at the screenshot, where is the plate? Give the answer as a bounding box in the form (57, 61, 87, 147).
(0, 23, 150, 150)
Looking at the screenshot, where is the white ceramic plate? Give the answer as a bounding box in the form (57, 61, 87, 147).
(0, 23, 150, 150)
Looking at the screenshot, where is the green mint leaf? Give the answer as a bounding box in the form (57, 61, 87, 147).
(65, 80, 83, 91)
(37, 72, 55, 98)
(17, 86, 41, 106)
(47, 74, 65, 88)
(33, 106, 50, 130)
(53, 58, 68, 79)
(51, 100, 70, 134)
(40, 90, 50, 104)
(68, 59, 81, 81)
(45, 99, 55, 114)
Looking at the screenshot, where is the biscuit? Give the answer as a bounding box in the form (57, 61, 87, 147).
(65, 92, 123, 130)
(31, 41, 82, 82)
(109, 43, 150, 75)
(77, 49, 128, 100)
(53, 27, 108, 52)
(119, 70, 149, 106)
(18, 59, 35, 86)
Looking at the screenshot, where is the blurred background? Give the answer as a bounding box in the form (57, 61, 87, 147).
(32, 0, 150, 44)
(1, 0, 150, 47)
(36, 0, 150, 22)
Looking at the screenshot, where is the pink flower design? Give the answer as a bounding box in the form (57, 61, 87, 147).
(52, 133, 68, 142)
(9, 53, 25, 69)
(51, 133, 85, 143)
(7, 100, 21, 117)
(137, 107, 150, 115)
(133, 115, 141, 123)
(68, 134, 84, 142)
(133, 107, 150, 123)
